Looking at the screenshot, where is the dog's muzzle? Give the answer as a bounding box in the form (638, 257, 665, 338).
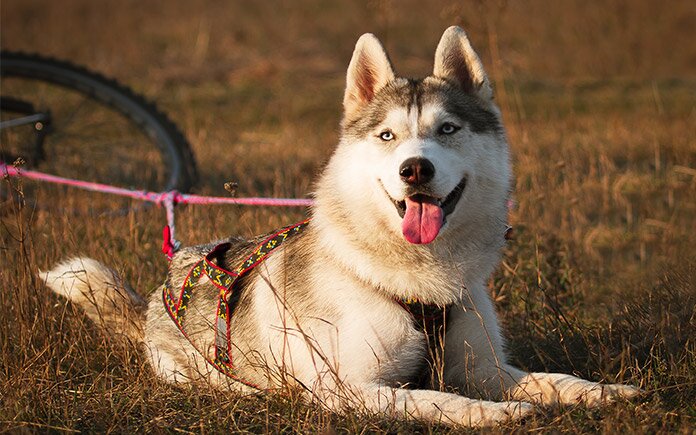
(392, 176, 467, 219)
(382, 175, 467, 244)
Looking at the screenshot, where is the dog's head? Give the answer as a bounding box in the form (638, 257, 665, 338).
(318, 27, 510, 248)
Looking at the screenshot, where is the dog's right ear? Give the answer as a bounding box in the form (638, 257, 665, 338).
(343, 33, 395, 120)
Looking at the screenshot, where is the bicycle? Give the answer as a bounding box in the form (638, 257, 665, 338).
(0, 51, 197, 199)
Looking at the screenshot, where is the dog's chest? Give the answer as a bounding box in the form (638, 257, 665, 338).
(376, 303, 451, 388)
(323, 291, 443, 386)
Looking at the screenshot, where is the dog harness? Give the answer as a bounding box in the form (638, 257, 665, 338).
(163, 219, 309, 388)
(161, 219, 479, 386)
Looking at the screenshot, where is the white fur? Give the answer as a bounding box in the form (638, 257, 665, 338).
(42, 257, 128, 301)
(42, 257, 145, 339)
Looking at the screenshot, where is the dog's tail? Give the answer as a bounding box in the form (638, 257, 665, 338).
(41, 257, 147, 343)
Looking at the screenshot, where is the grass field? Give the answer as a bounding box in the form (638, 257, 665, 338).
(1, 0, 695, 432)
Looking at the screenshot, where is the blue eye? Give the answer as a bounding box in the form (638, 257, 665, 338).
(439, 122, 460, 135)
(379, 130, 395, 141)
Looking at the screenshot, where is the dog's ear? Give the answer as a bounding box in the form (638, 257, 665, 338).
(433, 26, 493, 102)
(343, 33, 395, 119)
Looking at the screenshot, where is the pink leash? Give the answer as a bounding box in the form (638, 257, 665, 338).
(1, 163, 313, 259)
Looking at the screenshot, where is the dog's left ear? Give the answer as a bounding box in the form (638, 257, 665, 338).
(343, 33, 395, 120)
(433, 26, 493, 102)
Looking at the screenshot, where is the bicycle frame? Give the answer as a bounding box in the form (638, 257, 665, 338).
(0, 96, 51, 163)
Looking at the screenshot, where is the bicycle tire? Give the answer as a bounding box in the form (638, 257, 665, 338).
(0, 50, 197, 193)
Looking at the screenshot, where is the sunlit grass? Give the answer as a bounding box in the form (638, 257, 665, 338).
(1, 0, 695, 432)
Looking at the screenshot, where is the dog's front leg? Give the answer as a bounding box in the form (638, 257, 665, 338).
(443, 289, 640, 406)
(504, 371, 641, 406)
(442, 287, 517, 400)
(317, 383, 531, 427)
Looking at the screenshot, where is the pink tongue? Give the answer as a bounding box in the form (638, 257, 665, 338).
(401, 196, 444, 244)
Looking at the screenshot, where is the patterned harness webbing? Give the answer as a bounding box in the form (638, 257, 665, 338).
(162, 219, 310, 388)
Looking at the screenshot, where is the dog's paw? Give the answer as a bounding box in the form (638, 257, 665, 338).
(503, 401, 534, 421)
(581, 383, 641, 407)
(514, 372, 642, 407)
(465, 401, 533, 427)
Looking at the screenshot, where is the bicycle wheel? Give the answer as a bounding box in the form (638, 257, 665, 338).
(0, 51, 197, 196)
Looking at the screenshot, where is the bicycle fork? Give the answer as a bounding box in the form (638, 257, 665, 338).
(0, 96, 52, 164)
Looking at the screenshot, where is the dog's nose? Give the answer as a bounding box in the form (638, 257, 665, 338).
(399, 157, 435, 185)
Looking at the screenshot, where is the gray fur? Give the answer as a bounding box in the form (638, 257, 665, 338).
(342, 77, 502, 140)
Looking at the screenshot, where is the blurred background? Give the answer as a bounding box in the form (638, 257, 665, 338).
(5, 0, 696, 80)
(2, 0, 695, 318)
(2, 1, 695, 432)
(7, 0, 693, 262)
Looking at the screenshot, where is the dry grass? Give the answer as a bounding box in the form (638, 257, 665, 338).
(1, 0, 695, 432)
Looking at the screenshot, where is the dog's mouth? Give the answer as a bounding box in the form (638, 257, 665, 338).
(393, 177, 467, 219)
(385, 176, 467, 245)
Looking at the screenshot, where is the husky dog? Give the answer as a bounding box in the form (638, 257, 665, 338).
(43, 27, 638, 426)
